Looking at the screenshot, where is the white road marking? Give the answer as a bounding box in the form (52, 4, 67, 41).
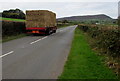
(0, 51, 14, 58)
(41, 36, 48, 40)
(30, 36, 48, 44)
(59, 29, 64, 32)
(60, 30, 63, 32)
(51, 33, 55, 35)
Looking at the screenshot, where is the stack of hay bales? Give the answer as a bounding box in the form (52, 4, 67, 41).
(26, 10, 56, 28)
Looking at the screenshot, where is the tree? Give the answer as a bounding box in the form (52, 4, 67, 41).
(62, 20, 69, 24)
(2, 8, 25, 19)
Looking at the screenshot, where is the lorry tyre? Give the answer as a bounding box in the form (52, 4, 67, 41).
(46, 30, 50, 35)
(53, 30, 56, 33)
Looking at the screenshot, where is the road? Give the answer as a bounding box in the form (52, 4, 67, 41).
(2, 25, 77, 79)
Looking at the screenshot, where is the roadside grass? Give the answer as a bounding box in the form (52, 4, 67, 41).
(59, 27, 117, 79)
(2, 34, 27, 43)
(0, 17, 25, 22)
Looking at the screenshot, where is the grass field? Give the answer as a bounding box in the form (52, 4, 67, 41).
(59, 27, 117, 79)
(0, 17, 25, 22)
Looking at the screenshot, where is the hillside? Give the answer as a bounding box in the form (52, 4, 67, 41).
(57, 14, 113, 21)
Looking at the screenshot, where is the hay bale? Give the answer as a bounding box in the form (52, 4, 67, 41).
(26, 10, 56, 28)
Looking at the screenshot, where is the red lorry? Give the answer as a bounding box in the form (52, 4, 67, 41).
(26, 10, 57, 35)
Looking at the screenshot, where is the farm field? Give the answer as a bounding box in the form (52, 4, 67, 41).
(0, 17, 25, 22)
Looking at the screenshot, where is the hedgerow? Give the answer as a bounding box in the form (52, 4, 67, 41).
(2, 21, 26, 37)
(78, 24, 120, 57)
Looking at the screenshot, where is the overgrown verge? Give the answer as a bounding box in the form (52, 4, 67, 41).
(78, 24, 120, 76)
(59, 27, 117, 79)
(2, 34, 26, 43)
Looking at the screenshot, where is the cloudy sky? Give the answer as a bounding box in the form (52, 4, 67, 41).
(0, 0, 119, 19)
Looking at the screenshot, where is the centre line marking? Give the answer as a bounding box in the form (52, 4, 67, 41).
(41, 36, 48, 40)
(0, 51, 14, 58)
(30, 36, 48, 44)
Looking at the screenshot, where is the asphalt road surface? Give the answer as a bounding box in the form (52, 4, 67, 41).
(2, 25, 77, 79)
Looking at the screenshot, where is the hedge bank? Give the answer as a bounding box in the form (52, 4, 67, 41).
(78, 24, 120, 57)
(2, 20, 26, 37)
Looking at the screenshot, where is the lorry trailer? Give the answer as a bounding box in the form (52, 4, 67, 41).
(26, 10, 57, 35)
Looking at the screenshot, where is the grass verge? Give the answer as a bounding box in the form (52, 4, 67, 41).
(2, 34, 26, 43)
(59, 27, 117, 79)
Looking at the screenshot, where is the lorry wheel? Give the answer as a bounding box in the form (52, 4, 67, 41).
(46, 30, 50, 35)
(53, 30, 56, 33)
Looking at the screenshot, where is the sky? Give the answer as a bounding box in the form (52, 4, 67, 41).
(0, 0, 119, 2)
(0, 0, 119, 19)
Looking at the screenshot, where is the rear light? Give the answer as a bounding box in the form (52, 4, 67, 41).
(32, 31, 36, 33)
(32, 31, 39, 33)
(36, 31, 39, 33)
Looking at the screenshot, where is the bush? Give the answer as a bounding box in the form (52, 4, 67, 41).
(2, 21, 26, 37)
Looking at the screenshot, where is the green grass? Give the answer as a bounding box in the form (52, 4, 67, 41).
(2, 34, 26, 43)
(0, 17, 25, 22)
(59, 27, 117, 79)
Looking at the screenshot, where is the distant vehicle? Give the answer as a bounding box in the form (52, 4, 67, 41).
(26, 10, 57, 35)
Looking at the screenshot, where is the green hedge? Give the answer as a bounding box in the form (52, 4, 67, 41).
(2, 21, 26, 37)
(78, 24, 120, 57)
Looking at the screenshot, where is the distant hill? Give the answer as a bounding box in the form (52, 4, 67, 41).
(57, 14, 113, 21)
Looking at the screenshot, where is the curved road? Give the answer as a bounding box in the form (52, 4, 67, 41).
(2, 25, 77, 79)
